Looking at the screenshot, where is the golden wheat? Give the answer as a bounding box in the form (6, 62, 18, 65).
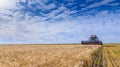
(103, 44, 120, 67)
(0, 45, 100, 67)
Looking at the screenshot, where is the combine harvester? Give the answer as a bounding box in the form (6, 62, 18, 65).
(81, 35, 103, 45)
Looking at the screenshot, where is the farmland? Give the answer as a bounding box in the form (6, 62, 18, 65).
(0, 44, 120, 67)
(0, 45, 100, 67)
(103, 44, 120, 67)
(85, 44, 120, 67)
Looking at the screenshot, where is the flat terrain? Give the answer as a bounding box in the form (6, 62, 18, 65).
(0, 45, 100, 67)
(103, 44, 120, 67)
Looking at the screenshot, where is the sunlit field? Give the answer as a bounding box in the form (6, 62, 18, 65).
(1, 44, 119, 67)
(103, 44, 120, 67)
(0, 45, 100, 67)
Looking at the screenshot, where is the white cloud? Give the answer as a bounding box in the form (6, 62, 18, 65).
(0, 0, 19, 13)
(0, 0, 120, 44)
(81, 0, 114, 10)
(107, 3, 120, 6)
(0, 0, 13, 9)
(0, 11, 120, 43)
(26, 0, 56, 11)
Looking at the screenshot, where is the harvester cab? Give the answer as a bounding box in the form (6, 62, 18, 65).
(89, 35, 99, 42)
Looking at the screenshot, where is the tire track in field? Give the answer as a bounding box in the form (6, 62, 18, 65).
(103, 47, 108, 67)
(109, 48, 120, 67)
(103, 47, 114, 67)
(105, 47, 119, 67)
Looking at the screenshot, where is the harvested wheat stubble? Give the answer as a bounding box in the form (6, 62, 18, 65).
(103, 44, 120, 67)
(0, 45, 100, 67)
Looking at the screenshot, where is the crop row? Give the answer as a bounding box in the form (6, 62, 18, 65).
(103, 45, 120, 67)
(84, 44, 120, 67)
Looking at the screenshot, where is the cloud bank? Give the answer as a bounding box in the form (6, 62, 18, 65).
(0, 0, 120, 44)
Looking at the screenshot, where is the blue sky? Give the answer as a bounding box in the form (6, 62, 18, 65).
(0, 0, 120, 44)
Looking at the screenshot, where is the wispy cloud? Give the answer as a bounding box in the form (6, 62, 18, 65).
(81, 0, 115, 10)
(0, 0, 120, 44)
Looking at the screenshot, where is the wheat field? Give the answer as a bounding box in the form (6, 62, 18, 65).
(103, 44, 120, 67)
(0, 45, 100, 67)
(82, 44, 120, 67)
